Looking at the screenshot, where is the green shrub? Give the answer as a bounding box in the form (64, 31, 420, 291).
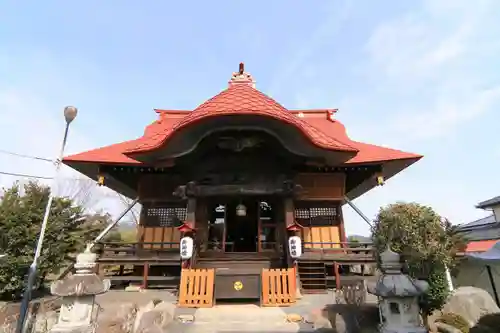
(436, 312, 470, 333)
(0, 181, 113, 300)
(371, 202, 466, 319)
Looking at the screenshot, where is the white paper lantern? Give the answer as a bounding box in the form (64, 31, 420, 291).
(180, 237, 194, 260)
(288, 236, 302, 259)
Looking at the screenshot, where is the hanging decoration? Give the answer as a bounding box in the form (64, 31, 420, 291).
(236, 203, 247, 217)
(376, 172, 385, 186)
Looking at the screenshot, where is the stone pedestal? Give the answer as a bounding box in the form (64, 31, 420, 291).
(50, 244, 110, 333)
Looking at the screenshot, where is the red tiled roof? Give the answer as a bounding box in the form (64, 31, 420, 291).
(63, 82, 421, 166)
(466, 240, 498, 253)
(63, 110, 420, 165)
(289, 111, 422, 164)
(124, 84, 357, 155)
(63, 140, 142, 165)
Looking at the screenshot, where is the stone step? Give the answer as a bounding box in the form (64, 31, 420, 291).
(179, 322, 300, 333)
(194, 304, 289, 323)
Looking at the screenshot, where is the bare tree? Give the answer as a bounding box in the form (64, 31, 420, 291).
(116, 193, 141, 225)
(56, 177, 104, 211)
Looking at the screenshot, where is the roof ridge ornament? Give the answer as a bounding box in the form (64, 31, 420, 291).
(229, 62, 256, 88)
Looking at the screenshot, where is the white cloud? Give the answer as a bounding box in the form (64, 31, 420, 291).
(365, 0, 491, 81)
(362, 0, 500, 142)
(342, 0, 500, 236)
(389, 86, 500, 140)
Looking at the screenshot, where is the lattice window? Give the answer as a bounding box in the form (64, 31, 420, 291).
(294, 202, 339, 227)
(142, 202, 186, 227)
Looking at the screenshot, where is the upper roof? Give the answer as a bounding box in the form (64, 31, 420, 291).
(64, 64, 420, 166)
(476, 196, 500, 209)
(124, 83, 357, 155)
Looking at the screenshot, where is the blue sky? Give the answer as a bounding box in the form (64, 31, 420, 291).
(0, 0, 499, 235)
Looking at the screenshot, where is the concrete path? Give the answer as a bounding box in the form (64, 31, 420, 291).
(179, 304, 301, 333)
(95, 289, 379, 332)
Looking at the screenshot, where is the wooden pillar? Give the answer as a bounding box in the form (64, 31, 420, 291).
(294, 261, 302, 299)
(95, 263, 105, 278)
(338, 202, 347, 247)
(195, 199, 208, 252)
(334, 262, 341, 290)
(284, 197, 295, 230)
(142, 262, 149, 289)
(284, 197, 294, 268)
(186, 197, 196, 230)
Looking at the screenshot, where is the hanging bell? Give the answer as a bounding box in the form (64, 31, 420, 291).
(236, 203, 247, 217)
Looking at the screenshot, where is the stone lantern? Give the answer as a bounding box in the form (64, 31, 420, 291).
(367, 246, 429, 333)
(50, 244, 110, 332)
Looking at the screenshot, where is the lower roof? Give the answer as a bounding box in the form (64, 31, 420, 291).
(466, 240, 499, 253)
(64, 109, 421, 166)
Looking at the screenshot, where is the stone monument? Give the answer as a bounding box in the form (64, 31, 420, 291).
(368, 246, 429, 333)
(50, 244, 110, 333)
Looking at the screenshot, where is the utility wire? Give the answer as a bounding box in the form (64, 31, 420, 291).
(0, 150, 132, 199)
(0, 149, 80, 180)
(0, 171, 53, 180)
(0, 170, 92, 181)
(0, 171, 125, 198)
(0, 149, 53, 163)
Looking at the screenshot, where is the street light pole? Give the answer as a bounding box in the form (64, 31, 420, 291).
(16, 106, 78, 333)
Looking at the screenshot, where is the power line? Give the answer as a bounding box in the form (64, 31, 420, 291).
(0, 171, 128, 196)
(0, 171, 53, 180)
(0, 149, 53, 163)
(0, 170, 90, 181)
(0, 169, 135, 201)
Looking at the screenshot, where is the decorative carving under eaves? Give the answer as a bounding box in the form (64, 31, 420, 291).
(173, 179, 302, 198)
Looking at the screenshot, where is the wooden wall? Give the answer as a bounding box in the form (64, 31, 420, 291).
(138, 226, 181, 249)
(134, 172, 347, 250)
(300, 227, 341, 249)
(139, 174, 182, 201)
(137, 174, 185, 248)
(294, 172, 346, 248)
(294, 173, 345, 200)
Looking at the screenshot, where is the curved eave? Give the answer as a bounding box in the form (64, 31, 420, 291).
(124, 112, 357, 157)
(62, 160, 137, 199)
(124, 114, 358, 165)
(345, 156, 422, 200)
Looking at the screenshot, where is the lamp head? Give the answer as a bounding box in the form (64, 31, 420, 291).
(64, 106, 78, 124)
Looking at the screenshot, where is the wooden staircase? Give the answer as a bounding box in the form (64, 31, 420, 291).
(297, 261, 327, 294)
